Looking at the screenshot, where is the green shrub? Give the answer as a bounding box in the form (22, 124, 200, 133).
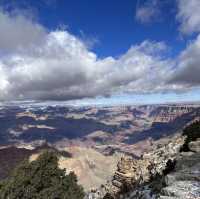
(103, 193, 114, 199)
(181, 120, 200, 151)
(0, 151, 84, 199)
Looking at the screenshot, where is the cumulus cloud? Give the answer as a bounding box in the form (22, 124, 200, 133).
(135, 0, 161, 24)
(177, 0, 200, 35)
(0, 8, 171, 101)
(0, 28, 170, 100)
(0, 6, 199, 101)
(0, 9, 46, 53)
(169, 35, 200, 87)
(169, 0, 200, 88)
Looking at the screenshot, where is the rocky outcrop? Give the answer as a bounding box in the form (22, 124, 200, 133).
(86, 133, 200, 199)
(107, 136, 185, 198)
(151, 106, 198, 123)
(188, 138, 200, 152)
(158, 151, 200, 199)
(86, 136, 185, 199)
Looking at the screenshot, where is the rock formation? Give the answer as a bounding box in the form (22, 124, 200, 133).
(151, 106, 198, 123)
(188, 138, 200, 152)
(86, 128, 200, 199)
(108, 135, 185, 198)
(159, 151, 200, 199)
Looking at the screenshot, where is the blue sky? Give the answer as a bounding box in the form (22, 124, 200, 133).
(2, 0, 183, 57)
(42, 0, 177, 57)
(0, 0, 200, 105)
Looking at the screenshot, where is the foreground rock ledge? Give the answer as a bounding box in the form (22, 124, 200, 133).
(86, 134, 200, 199)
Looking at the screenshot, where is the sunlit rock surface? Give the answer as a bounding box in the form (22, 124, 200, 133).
(87, 134, 200, 199)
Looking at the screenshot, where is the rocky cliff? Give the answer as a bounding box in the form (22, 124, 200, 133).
(107, 136, 185, 199)
(151, 106, 197, 123)
(87, 121, 200, 199)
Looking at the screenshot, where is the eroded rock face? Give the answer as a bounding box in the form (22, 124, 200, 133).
(151, 106, 198, 123)
(86, 124, 200, 199)
(107, 136, 185, 198)
(85, 136, 185, 199)
(121, 139, 200, 199)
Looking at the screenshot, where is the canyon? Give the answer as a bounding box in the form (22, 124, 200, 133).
(0, 102, 199, 193)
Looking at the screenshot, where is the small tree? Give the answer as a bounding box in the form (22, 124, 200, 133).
(103, 193, 114, 199)
(181, 120, 200, 151)
(0, 151, 85, 199)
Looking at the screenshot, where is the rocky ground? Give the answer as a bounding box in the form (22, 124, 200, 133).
(159, 150, 200, 199)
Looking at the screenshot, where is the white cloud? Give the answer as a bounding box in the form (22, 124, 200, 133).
(177, 0, 200, 35)
(0, 9, 46, 53)
(169, 34, 200, 87)
(0, 29, 171, 100)
(135, 0, 161, 24)
(0, 9, 171, 101)
(0, 7, 200, 101)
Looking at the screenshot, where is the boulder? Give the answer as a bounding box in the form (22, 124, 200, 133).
(188, 139, 200, 152)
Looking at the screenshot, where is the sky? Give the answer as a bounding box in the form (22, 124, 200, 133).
(0, 0, 200, 105)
